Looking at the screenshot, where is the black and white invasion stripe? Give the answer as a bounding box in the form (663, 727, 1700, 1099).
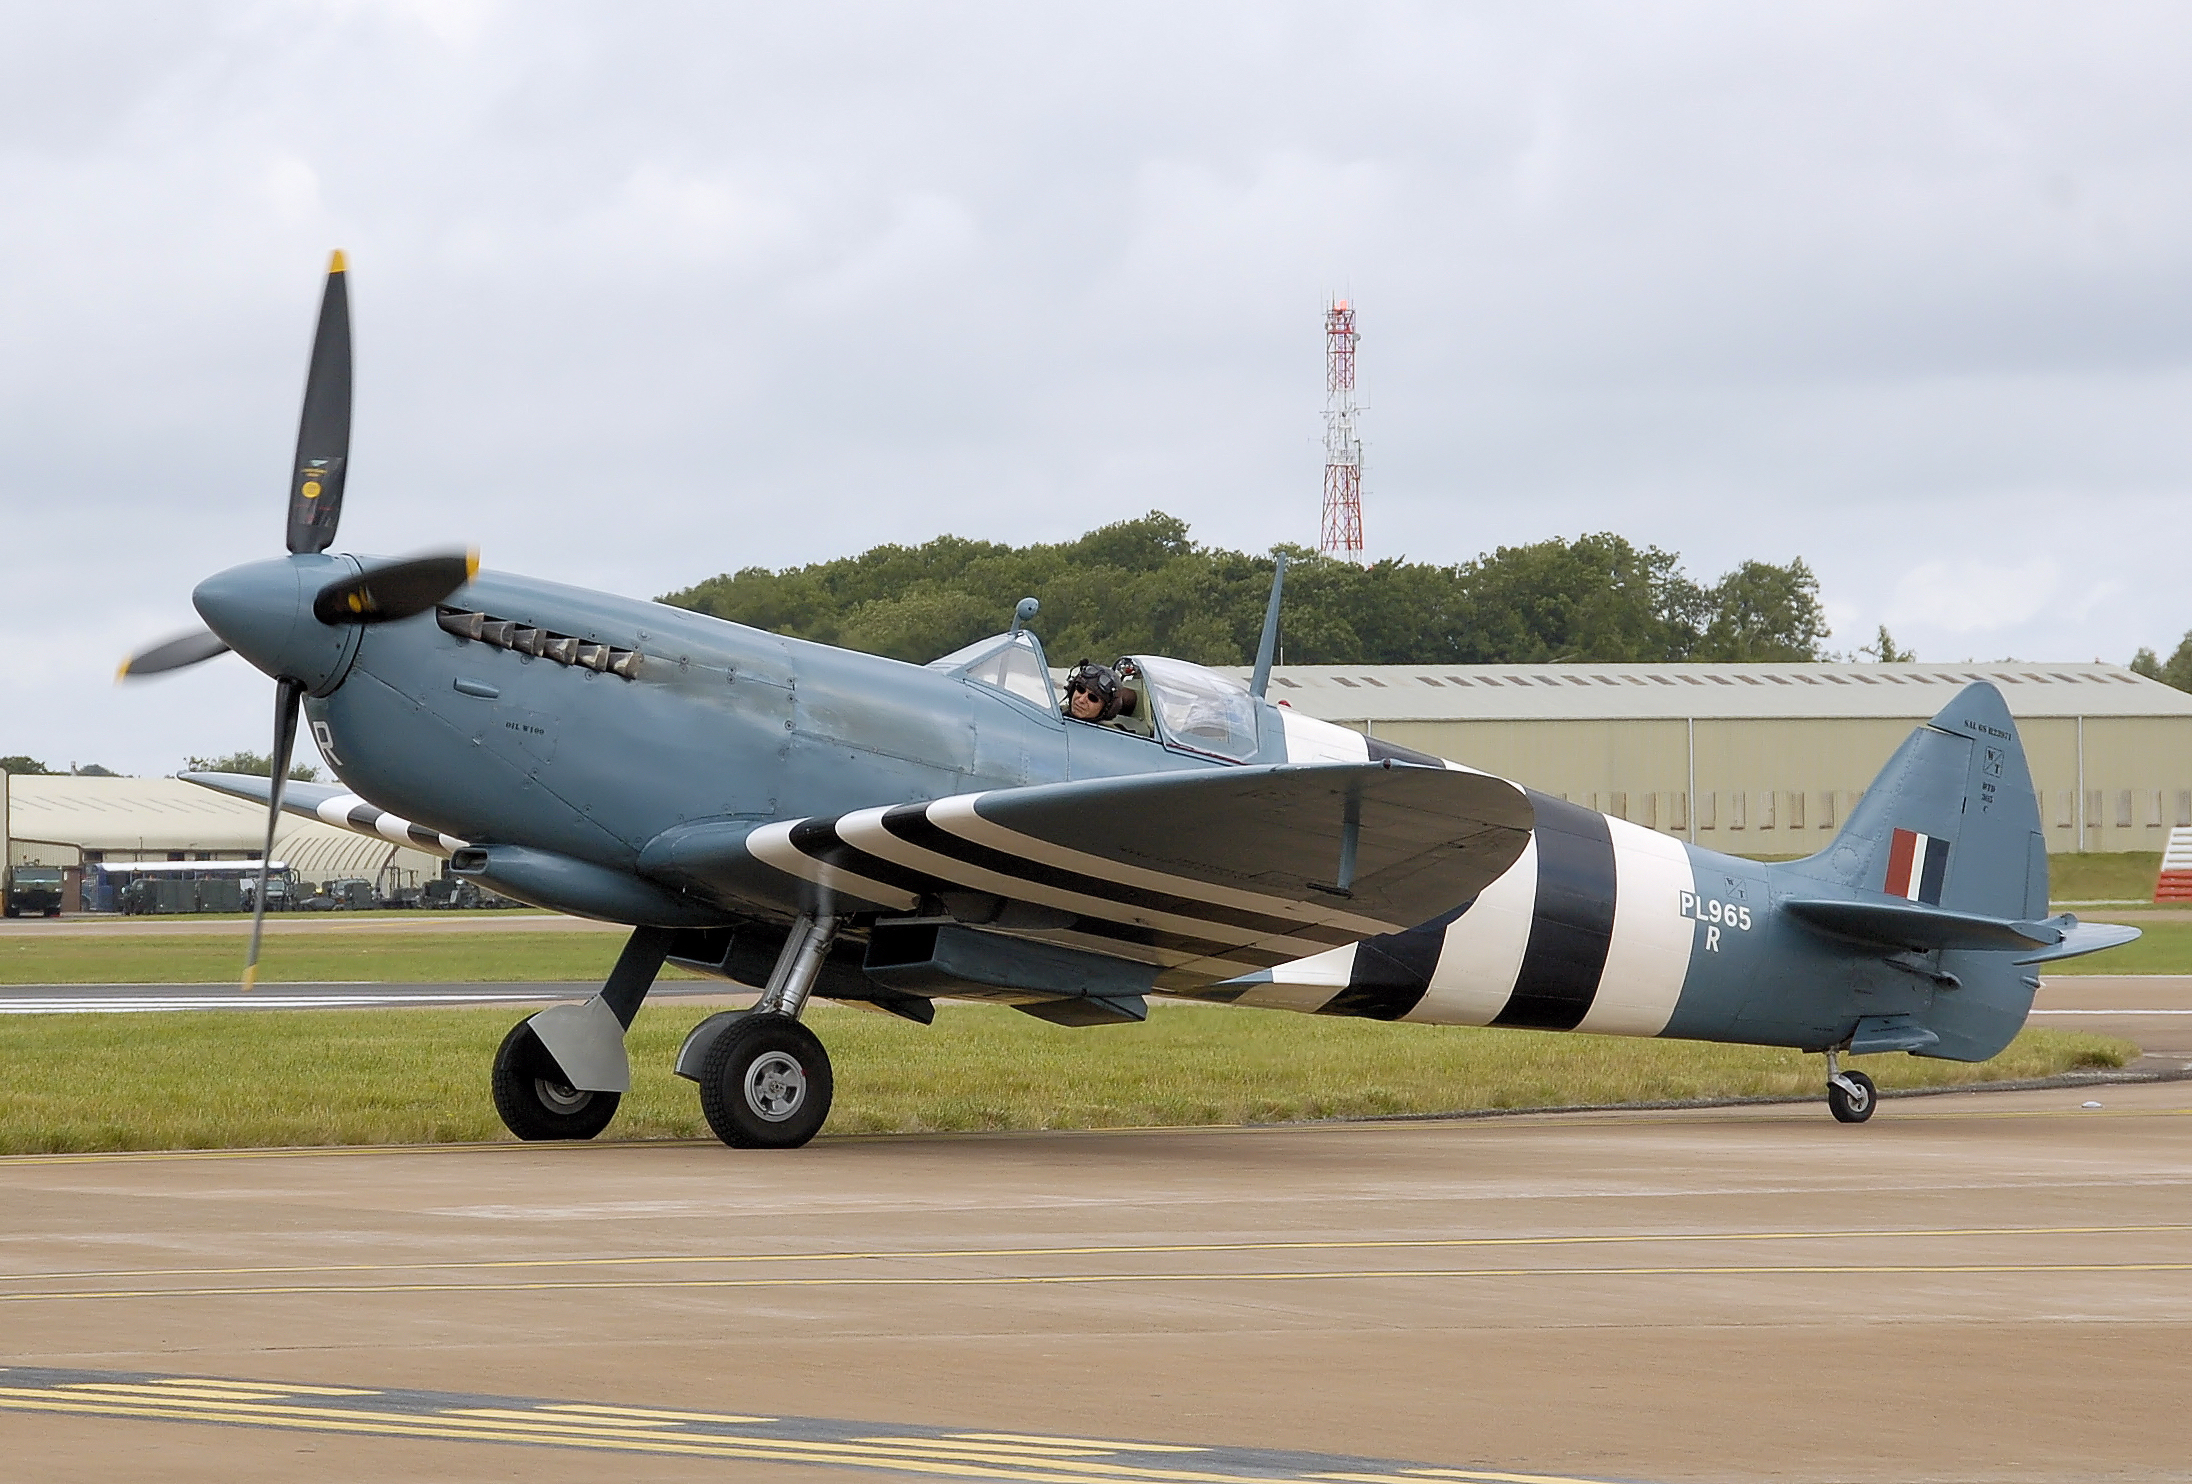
(308, 793, 467, 857)
(1233, 789, 1698, 1037)
(744, 793, 1401, 983)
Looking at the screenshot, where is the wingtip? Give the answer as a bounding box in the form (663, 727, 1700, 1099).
(328, 248, 347, 274)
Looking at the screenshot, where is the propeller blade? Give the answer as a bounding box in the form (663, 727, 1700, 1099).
(116, 627, 233, 681)
(286, 251, 352, 555)
(312, 550, 480, 625)
(242, 678, 305, 993)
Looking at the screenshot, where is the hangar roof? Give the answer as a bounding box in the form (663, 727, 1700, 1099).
(1216, 662, 2192, 723)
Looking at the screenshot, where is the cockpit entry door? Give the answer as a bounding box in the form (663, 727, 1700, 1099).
(1131, 655, 1261, 763)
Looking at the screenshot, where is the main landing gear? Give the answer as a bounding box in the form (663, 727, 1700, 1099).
(689, 915, 839, 1150)
(1824, 1048, 1877, 1124)
(489, 915, 843, 1150)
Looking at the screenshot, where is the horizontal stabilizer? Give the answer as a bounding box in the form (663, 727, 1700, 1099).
(1784, 897, 2062, 953)
(1784, 897, 2141, 966)
(2012, 920, 2142, 965)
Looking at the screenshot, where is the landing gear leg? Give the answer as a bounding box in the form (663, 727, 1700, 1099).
(1825, 1048, 1877, 1125)
(698, 915, 839, 1149)
(492, 925, 673, 1141)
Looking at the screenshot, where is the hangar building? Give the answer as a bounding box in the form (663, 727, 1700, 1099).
(3, 774, 445, 906)
(1240, 661, 2192, 855)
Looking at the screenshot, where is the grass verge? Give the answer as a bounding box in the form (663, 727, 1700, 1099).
(0, 932, 687, 985)
(2, 920, 2179, 983)
(0, 1004, 2138, 1154)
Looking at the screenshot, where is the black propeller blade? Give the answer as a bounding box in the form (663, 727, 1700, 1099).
(286, 251, 352, 556)
(312, 550, 479, 626)
(116, 627, 232, 681)
(242, 678, 306, 993)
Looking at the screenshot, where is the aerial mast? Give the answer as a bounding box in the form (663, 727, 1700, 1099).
(1319, 298, 1364, 562)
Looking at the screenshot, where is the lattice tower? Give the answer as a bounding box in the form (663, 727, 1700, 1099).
(1319, 299, 1364, 560)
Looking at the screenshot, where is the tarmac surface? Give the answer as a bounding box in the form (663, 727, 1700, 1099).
(1, 1082, 2187, 1483)
(2029, 973, 2192, 1066)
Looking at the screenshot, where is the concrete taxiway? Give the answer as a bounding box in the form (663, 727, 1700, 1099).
(1, 1083, 2187, 1483)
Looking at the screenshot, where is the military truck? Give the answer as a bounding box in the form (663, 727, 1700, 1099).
(3, 865, 64, 918)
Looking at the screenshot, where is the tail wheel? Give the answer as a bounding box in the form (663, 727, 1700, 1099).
(698, 1015, 833, 1149)
(1828, 1069, 1877, 1124)
(491, 1021, 620, 1141)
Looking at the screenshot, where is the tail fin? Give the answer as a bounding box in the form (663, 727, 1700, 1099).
(1788, 682, 2047, 919)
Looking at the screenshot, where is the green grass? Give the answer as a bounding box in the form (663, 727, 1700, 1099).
(0, 1005, 2137, 1154)
(2, 914, 2177, 986)
(2049, 852, 2164, 903)
(2034, 919, 2192, 974)
(0, 932, 687, 985)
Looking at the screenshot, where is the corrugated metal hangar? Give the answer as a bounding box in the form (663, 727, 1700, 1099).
(1237, 661, 2192, 855)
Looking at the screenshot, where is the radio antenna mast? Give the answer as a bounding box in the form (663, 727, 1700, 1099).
(1319, 298, 1364, 562)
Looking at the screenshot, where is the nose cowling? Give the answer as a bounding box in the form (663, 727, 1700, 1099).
(193, 554, 362, 696)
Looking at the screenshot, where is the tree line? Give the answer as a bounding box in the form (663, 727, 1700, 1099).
(660, 511, 1834, 668)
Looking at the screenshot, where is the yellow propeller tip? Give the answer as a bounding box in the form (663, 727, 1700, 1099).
(114, 659, 131, 682)
(241, 965, 259, 993)
(328, 249, 347, 273)
(466, 549, 481, 581)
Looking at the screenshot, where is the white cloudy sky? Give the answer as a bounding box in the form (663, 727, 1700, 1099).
(6, 1, 2192, 775)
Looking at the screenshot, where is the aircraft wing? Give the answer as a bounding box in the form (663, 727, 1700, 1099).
(645, 761, 1535, 981)
(180, 771, 466, 856)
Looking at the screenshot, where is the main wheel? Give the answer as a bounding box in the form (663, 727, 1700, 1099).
(698, 1015, 833, 1149)
(1827, 1069, 1877, 1124)
(491, 1021, 620, 1141)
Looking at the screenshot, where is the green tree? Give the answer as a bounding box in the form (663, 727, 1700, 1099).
(0, 756, 51, 775)
(1696, 559, 1830, 662)
(660, 514, 1833, 668)
(1862, 625, 1915, 664)
(183, 751, 320, 782)
(2137, 631, 2192, 693)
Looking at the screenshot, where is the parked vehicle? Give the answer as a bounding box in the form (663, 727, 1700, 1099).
(3, 865, 64, 918)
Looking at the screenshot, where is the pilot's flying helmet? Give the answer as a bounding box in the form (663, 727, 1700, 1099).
(1065, 660, 1121, 720)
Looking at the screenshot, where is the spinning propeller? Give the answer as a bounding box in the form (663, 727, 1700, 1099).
(117, 253, 478, 988)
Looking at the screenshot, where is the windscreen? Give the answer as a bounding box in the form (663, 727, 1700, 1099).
(1134, 655, 1260, 760)
(935, 633, 1054, 710)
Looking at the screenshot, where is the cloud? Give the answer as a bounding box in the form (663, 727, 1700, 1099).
(1886, 557, 2061, 635)
(9, 3, 2192, 772)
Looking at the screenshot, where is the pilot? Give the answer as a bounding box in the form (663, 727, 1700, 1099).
(1064, 660, 1121, 723)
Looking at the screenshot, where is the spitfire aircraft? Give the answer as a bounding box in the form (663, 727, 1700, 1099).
(122, 255, 2139, 1149)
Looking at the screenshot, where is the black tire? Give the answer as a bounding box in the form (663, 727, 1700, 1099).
(491, 1021, 620, 1141)
(1828, 1069, 1877, 1124)
(698, 1015, 833, 1149)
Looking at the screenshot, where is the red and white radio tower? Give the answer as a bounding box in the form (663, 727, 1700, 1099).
(1319, 298, 1364, 561)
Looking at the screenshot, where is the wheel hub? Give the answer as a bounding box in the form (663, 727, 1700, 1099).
(743, 1051, 807, 1122)
(534, 1077, 592, 1114)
